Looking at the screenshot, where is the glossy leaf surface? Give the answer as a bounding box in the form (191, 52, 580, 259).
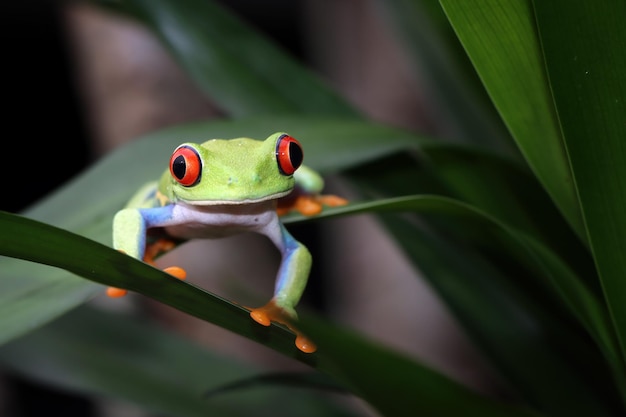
(438, 0, 584, 239)
(533, 0, 626, 384)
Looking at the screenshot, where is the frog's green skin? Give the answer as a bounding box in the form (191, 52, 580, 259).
(113, 133, 323, 321)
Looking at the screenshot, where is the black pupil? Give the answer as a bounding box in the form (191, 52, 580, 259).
(172, 155, 186, 179)
(289, 141, 303, 169)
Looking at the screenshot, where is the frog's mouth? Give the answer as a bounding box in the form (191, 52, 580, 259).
(177, 189, 293, 206)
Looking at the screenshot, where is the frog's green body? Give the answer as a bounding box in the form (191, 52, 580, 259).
(111, 133, 340, 353)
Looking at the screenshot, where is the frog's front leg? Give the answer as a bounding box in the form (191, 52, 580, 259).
(250, 222, 316, 353)
(107, 205, 186, 297)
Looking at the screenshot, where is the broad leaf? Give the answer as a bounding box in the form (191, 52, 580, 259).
(0, 306, 355, 417)
(114, 0, 359, 118)
(438, 0, 585, 240)
(2, 193, 621, 415)
(300, 315, 543, 417)
(532, 0, 626, 396)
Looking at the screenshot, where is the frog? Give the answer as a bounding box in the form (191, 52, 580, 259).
(108, 132, 347, 353)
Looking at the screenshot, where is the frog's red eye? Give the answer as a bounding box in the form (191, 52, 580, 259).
(275, 134, 303, 176)
(170, 145, 202, 186)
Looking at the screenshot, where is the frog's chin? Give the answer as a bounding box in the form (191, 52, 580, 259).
(177, 189, 292, 206)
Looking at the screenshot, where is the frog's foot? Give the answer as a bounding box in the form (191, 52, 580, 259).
(249, 299, 317, 353)
(278, 194, 349, 217)
(143, 238, 177, 265)
(163, 266, 187, 280)
(317, 194, 349, 209)
(106, 287, 128, 298)
(106, 266, 186, 298)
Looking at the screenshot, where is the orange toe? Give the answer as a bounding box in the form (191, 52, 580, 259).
(163, 266, 187, 280)
(295, 195, 323, 216)
(106, 287, 128, 298)
(295, 334, 317, 354)
(249, 300, 316, 353)
(318, 194, 349, 207)
(250, 300, 284, 327)
(250, 309, 272, 327)
(276, 205, 291, 216)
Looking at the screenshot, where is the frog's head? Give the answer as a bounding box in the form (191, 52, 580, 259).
(160, 132, 303, 205)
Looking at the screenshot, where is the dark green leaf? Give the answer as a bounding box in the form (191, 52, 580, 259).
(291, 192, 620, 415)
(2, 191, 620, 414)
(117, 0, 359, 118)
(0, 211, 309, 362)
(374, 214, 618, 416)
(203, 371, 349, 399)
(300, 315, 543, 417)
(532, 0, 626, 396)
(0, 305, 355, 417)
(438, 0, 585, 240)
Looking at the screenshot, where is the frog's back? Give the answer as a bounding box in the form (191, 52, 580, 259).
(125, 181, 160, 209)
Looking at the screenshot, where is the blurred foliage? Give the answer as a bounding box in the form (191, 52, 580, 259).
(0, 0, 625, 416)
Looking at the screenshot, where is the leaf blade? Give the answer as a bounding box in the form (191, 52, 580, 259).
(438, 0, 584, 239)
(0, 306, 354, 417)
(119, 0, 359, 118)
(300, 315, 543, 417)
(532, 0, 626, 387)
(2, 190, 620, 414)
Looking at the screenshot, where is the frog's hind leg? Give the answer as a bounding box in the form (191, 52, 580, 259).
(143, 229, 187, 280)
(142, 228, 182, 265)
(276, 187, 348, 216)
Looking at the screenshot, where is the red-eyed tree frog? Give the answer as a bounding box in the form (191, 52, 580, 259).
(108, 132, 347, 353)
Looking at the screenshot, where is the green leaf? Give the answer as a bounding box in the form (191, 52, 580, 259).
(292, 195, 617, 363)
(116, 0, 359, 118)
(292, 193, 620, 415)
(438, 0, 585, 240)
(0, 211, 308, 361)
(202, 371, 349, 399)
(371, 147, 592, 275)
(375, 217, 617, 416)
(0, 260, 100, 345)
(300, 316, 543, 417)
(2, 193, 620, 414)
(532, 0, 626, 387)
(0, 209, 536, 416)
(0, 305, 354, 417)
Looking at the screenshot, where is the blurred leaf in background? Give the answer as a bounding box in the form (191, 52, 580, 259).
(0, 0, 625, 416)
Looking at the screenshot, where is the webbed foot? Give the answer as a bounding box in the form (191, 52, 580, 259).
(250, 299, 317, 353)
(162, 266, 187, 280)
(106, 287, 128, 298)
(277, 194, 348, 216)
